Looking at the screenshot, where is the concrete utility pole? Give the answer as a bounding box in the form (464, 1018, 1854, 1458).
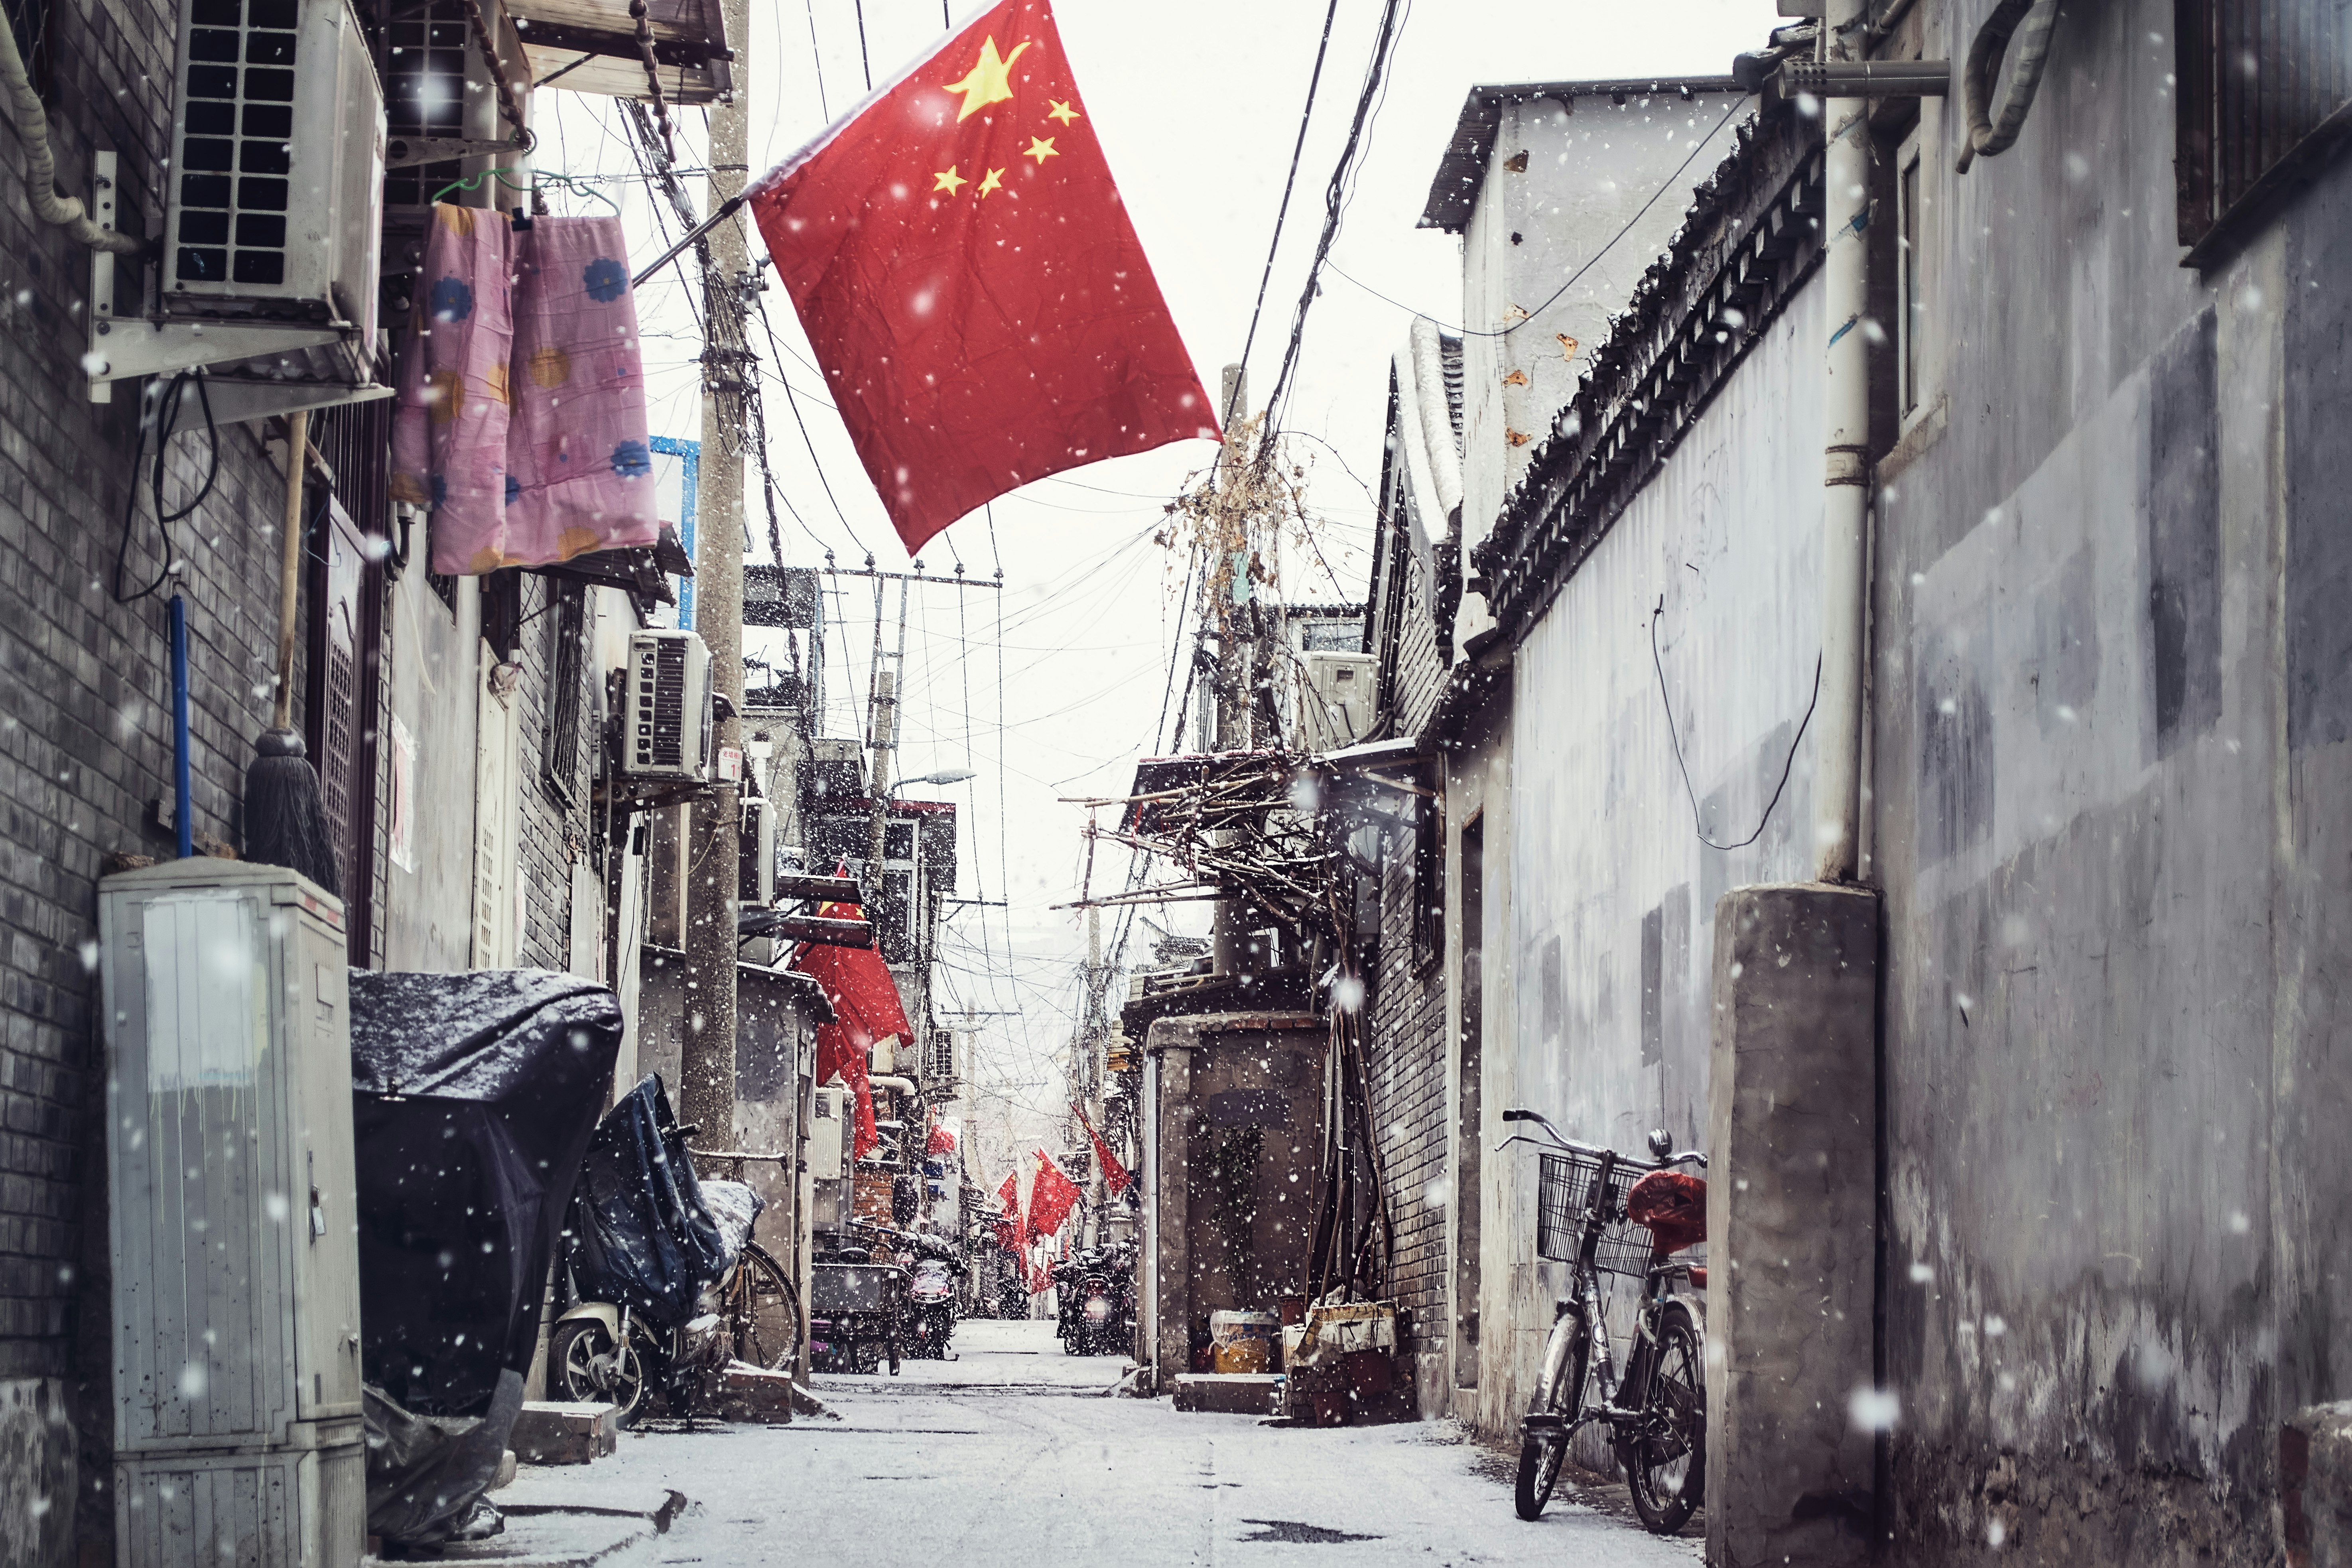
(678, 0, 751, 1144)
(1209, 363, 1251, 978)
(1082, 905, 1107, 1242)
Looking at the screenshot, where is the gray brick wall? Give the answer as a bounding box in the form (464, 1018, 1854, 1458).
(0, 0, 311, 1538)
(1362, 523, 1453, 1406)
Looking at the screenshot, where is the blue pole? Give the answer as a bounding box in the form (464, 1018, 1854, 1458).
(169, 593, 192, 861)
(652, 436, 701, 630)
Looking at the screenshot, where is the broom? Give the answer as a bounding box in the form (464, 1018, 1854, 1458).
(242, 409, 341, 896)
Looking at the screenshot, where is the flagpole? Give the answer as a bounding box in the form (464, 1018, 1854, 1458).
(631, 192, 745, 291)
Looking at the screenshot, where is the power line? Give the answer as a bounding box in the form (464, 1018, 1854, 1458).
(1231, 0, 1341, 426)
(1262, 0, 1411, 436)
(1319, 97, 1748, 342)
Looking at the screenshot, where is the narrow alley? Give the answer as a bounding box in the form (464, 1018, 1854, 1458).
(559, 1322, 1702, 1567)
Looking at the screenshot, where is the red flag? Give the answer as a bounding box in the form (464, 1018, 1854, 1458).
(1072, 1103, 1131, 1198)
(1027, 1148, 1083, 1241)
(995, 1171, 1024, 1253)
(925, 1119, 959, 1157)
(791, 863, 912, 1160)
(746, 0, 1219, 554)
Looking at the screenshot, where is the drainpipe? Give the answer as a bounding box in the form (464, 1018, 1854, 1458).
(1813, 0, 1873, 884)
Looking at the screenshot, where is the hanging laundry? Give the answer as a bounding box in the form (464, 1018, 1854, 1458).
(392, 204, 661, 575)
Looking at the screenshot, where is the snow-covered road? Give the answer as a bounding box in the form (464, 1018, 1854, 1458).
(600, 1319, 1702, 1566)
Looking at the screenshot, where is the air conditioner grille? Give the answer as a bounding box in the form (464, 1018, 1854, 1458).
(174, 0, 301, 288)
(634, 639, 688, 770)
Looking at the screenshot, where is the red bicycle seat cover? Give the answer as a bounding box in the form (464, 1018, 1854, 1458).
(1626, 1170, 1708, 1255)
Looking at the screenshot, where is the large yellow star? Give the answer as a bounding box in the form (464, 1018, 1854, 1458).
(1022, 136, 1058, 164)
(933, 165, 968, 195)
(943, 36, 1032, 121)
(1046, 99, 1080, 126)
(976, 167, 1006, 198)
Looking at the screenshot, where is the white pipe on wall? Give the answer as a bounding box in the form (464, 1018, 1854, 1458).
(1814, 0, 1875, 884)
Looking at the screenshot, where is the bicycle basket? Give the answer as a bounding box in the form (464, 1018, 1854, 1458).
(1537, 1150, 1708, 1276)
(1535, 1150, 1627, 1262)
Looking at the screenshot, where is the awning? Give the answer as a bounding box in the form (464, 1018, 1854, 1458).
(513, 0, 733, 106)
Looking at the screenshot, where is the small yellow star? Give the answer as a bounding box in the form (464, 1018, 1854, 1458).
(1046, 99, 1079, 126)
(976, 167, 1006, 197)
(943, 35, 1033, 121)
(1023, 136, 1059, 164)
(933, 165, 968, 195)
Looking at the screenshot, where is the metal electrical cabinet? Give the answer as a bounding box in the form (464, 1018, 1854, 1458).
(98, 861, 365, 1568)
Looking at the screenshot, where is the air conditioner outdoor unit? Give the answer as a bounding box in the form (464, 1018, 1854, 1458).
(809, 1085, 850, 1180)
(87, 0, 389, 423)
(621, 630, 715, 782)
(1296, 652, 1375, 752)
(922, 1028, 959, 1089)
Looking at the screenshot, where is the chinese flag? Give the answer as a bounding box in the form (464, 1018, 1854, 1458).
(747, 0, 1220, 554)
(995, 1171, 1024, 1253)
(925, 1119, 959, 1157)
(1027, 1148, 1083, 1241)
(791, 864, 911, 1160)
(1073, 1102, 1131, 1198)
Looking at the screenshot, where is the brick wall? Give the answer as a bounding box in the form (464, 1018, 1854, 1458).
(1361, 527, 1454, 1410)
(0, 0, 315, 1545)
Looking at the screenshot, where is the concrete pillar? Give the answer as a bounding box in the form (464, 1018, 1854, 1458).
(1149, 1041, 1194, 1383)
(1706, 882, 1879, 1568)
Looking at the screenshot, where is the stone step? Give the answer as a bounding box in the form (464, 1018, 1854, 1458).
(1171, 1373, 1284, 1416)
(508, 1402, 619, 1466)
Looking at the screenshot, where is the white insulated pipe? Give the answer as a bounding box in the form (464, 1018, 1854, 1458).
(1814, 0, 1873, 883)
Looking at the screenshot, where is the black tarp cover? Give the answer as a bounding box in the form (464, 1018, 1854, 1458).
(350, 969, 622, 1418)
(567, 1075, 731, 1329)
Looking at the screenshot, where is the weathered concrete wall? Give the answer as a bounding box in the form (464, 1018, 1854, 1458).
(1867, 0, 2349, 1558)
(1481, 281, 1829, 1440)
(1708, 883, 1880, 1568)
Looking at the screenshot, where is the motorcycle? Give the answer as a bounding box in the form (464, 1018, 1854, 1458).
(906, 1258, 958, 1359)
(1054, 1241, 1136, 1356)
(547, 1076, 800, 1424)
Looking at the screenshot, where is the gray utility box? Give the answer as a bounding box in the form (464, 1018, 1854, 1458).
(98, 861, 366, 1568)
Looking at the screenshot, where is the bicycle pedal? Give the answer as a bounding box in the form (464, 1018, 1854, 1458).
(1523, 1413, 1568, 1432)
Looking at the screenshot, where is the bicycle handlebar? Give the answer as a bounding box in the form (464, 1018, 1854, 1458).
(1493, 1107, 1708, 1170)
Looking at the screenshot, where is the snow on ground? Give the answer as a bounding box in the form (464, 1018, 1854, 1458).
(598, 1319, 1700, 1566)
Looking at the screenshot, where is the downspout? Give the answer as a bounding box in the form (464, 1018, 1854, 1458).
(1814, 0, 1872, 882)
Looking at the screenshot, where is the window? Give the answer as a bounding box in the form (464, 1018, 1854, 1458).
(1411, 790, 1444, 967)
(1898, 144, 1923, 421)
(540, 577, 586, 807)
(2175, 0, 2352, 251)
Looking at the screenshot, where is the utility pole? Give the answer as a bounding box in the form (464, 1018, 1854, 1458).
(678, 0, 751, 1145)
(1208, 362, 1252, 978)
(864, 573, 912, 880)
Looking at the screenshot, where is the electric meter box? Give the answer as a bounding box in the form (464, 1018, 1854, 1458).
(98, 860, 365, 1568)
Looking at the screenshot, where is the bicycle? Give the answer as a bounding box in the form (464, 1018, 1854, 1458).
(1497, 1108, 1710, 1535)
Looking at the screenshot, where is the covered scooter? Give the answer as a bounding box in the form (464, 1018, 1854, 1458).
(549, 1074, 776, 1424)
(348, 968, 622, 1547)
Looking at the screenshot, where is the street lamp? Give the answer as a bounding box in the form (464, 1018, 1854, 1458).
(888, 768, 977, 796)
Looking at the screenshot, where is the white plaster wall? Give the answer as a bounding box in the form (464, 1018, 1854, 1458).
(1475, 280, 1828, 1435)
(1459, 90, 1752, 562)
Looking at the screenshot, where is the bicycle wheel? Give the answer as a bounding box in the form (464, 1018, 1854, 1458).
(1515, 1316, 1591, 1520)
(1624, 1306, 1705, 1535)
(727, 1242, 803, 1373)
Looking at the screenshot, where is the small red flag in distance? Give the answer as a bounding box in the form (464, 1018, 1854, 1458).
(747, 0, 1220, 554)
(1073, 1101, 1131, 1197)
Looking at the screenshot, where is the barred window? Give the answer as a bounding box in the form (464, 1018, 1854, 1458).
(540, 577, 586, 808)
(2175, 0, 2352, 252)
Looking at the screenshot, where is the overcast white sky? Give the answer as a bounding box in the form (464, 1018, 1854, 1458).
(538, 0, 1781, 1169)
